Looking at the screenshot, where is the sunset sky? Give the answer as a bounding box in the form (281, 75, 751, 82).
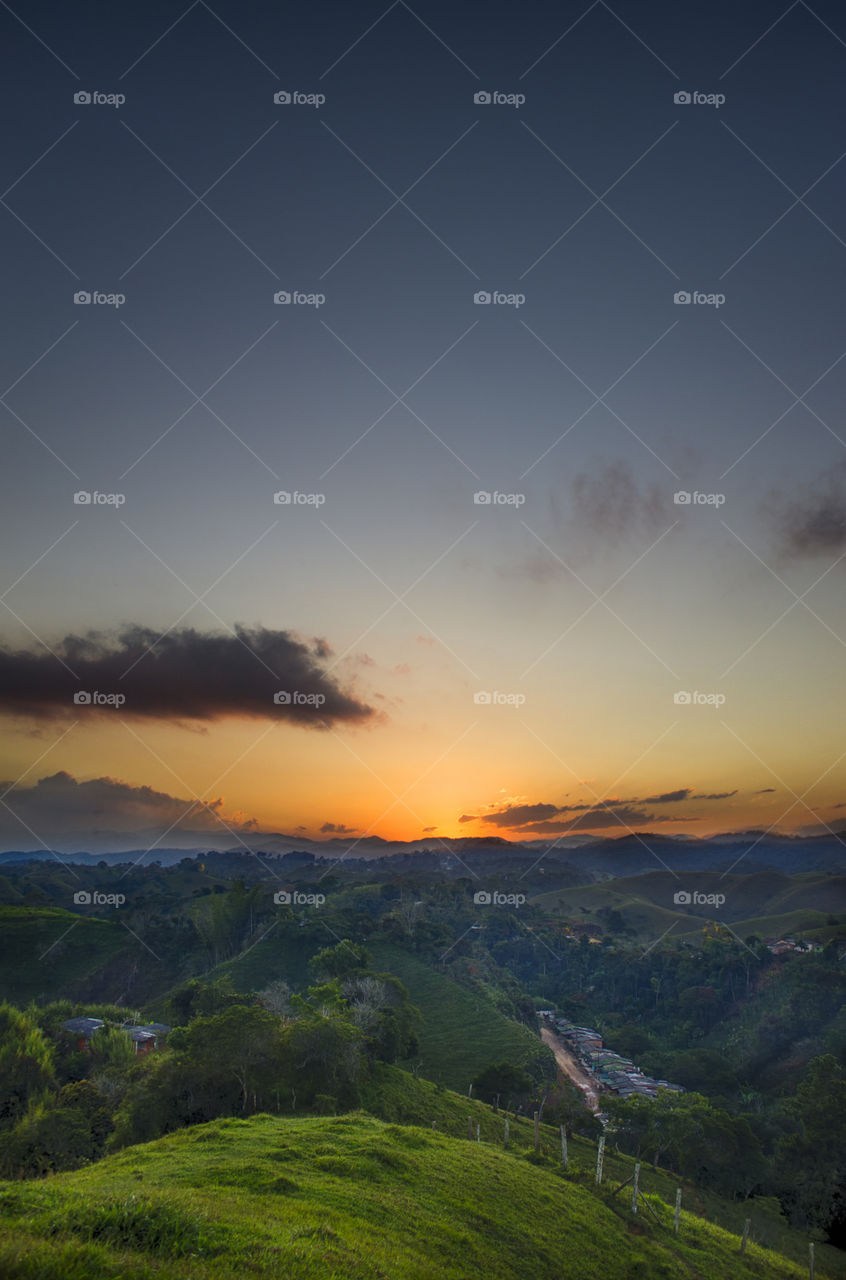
(1, 0, 845, 852)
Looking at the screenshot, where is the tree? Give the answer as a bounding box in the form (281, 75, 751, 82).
(310, 941, 370, 980)
(777, 1054, 846, 1236)
(0, 1003, 56, 1130)
(471, 1062, 532, 1110)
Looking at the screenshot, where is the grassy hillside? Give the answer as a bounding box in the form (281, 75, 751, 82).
(0, 907, 132, 1003)
(531, 871, 846, 944)
(367, 940, 542, 1092)
(0, 1111, 825, 1280)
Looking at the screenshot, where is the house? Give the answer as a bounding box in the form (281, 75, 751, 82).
(63, 1017, 104, 1049)
(121, 1022, 171, 1054)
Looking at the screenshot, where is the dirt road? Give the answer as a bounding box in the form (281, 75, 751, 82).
(541, 1026, 601, 1112)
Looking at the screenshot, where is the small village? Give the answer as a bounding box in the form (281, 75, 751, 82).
(63, 1017, 170, 1056)
(540, 1011, 685, 1101)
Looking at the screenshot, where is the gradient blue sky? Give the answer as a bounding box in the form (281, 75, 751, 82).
(1, 0, 845, 850)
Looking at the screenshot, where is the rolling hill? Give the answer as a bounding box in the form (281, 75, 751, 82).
(0, 1111, 827, 1280)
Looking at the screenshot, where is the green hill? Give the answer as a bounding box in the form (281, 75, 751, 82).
(0, 907, 132, 1003)
(367, 940, 542, 1091)
(0, 1111, 823, 1280)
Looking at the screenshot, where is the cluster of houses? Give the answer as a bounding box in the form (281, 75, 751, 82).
(540, 1012, 684, 1101)
(63, 1017, 170, 1055)
(765, 938, 821, 955)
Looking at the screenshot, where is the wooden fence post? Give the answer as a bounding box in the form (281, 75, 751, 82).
(673, 1188, 681, 1235)
(504, 1118, 509, 1149)
(632, 1162, 640, 1215)
(534, 1110, 540, 1153)
(595, 1134, 605, 1185)
(560, 1124, 568, 1169)
(476, 1123, 481, 1142)
(740, 1219, 750, 1255)
(810, 1242, 815, 1280)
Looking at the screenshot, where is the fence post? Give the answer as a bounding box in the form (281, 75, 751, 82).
(810, 1242, 815, 1280)
(534, 1110, 540, 1153)
(674, 1188, 681, 1235)
(632, 1162, 640, 1215)
(560, 1124, 568, 1169)
(740, 1219, 750, 1255)
(504, 1117, 509, 1149)
(595, 1134, 605, 1185)
(476, 1123, 481, 1142)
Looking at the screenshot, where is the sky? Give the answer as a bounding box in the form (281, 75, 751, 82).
(1, 0, 846, 854)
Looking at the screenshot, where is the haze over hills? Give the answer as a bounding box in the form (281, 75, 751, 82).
(3, 828, 845, 877)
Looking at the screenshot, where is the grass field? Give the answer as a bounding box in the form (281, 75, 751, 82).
(367, 940, 542, 1092)
(0, 1110, 827, 1280)
(0, 906, 131, 1004)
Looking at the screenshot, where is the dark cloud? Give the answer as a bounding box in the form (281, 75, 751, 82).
(471, 788, 696, 830)
(569, 461, 666, 545)
(0, 625, 376, 726)
(693, 790, 737, 800)
(769, 463, 846, 559)
(320, 822, 357, 834)
(755, 788, 776, 794)
(476, 802, 562, 828)
(0, 770, 254, 841)
(523, 806, 659, 833)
